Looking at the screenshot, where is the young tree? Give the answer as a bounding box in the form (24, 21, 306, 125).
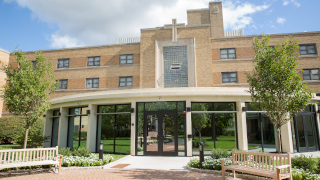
(246, 35, 313, 153)
(1, 49, 58, 149)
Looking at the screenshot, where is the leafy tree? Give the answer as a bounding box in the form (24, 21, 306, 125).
(191, 103, 210, 141)
(0, 117, 24, 144)
(1, 49, 58, 149)
(246, 35, 313, 153)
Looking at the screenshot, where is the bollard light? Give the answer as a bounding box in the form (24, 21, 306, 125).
(199, 141, 204, 169)
(99, 141, 103, 163)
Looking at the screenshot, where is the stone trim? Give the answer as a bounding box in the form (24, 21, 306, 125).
(54, 64, 139, 71)
(185, 165, 271, 180)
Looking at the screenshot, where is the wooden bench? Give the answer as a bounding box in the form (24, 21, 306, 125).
(0, 146, 63, 173)
(221, 150, 292, 180)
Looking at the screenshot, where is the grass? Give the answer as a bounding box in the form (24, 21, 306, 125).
(0, 144, 22, 149)
(110, 154, 127, 161)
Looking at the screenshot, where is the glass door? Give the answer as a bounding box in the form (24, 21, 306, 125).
(51, 117, 59, 147)
(144, 111, 178, 156)
(295, 113, 317, 152)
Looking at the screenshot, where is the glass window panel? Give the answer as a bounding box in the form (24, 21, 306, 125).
(305, 115, 315, 148)
(93, 78, 99, 83)
(308, 46, 316, 54)
(297, 115, 306, 147)
(228, 54, 236, 58)
(177, 102, 185, 112)
(230, 77, 237, 82)
(303, 75, 311, 80)
(162, 114, 175, 152)
(214, 103, 235, 111)
(178, 112, 185, 156)
(126, 82, 132, 86)
(127, 60, 133, 64)
(120, 82, 125, 86)
(220, 50, 228, 54)
(230, 73, 236, 77)
(98, 114, 115, 153)
(312, 74, 319, 80)
(311, 69, 318, 74)
(300, 50, 307, 55)
(300, 46, 306, 50)
(64, 60, 69, 67)
(86, 79, 92, 88)
(80, 116, 88, 147)
(95, 61, 100, 66)
(146, 114, 158, 152)
(116, 104, 131, 112)
(73, 116, 80, 148)
(137, 110, 144, 155)
(228, 49, 235, 53)
(99, 105, 115, 113)
(246, 113, 261, 149)
(303, 70, 310, 75)
(191, 103, 213, 111)
(222, 78, 229, 83)
(127, 77, 132, 82)
(127, 55, 133, 59)
(120, 78, 125, 82)
(120, 55, 126, 60)
(215, 113, 236, 150)
(58, 61, 63, 68)
(115, 113, 131, 154)
(221, 54, 228, 59)
(145, 102, 177, 111)
(120, 60, 126, 64)
(245, 102, 262, 111)
(88, 58, 94, 65)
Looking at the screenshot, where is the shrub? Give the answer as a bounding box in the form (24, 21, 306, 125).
(59, 147, 73, 157)
(202, 157, 232, 170)
(222, 129, 235, 136)
(61, 153, 113, 167)
(291, 155, 317, 173)
(292, 168, 320, 180)
(211, 148, 232, 159)
(188, 158, 200, 168)
(72, 147, 91, 157)
(0, 117, 24, 144)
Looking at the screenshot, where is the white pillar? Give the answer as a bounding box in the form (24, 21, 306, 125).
(186, 100, 192, 156)
(43, 110, 53, 147)
(281, 118, 293, 153)
(236, 101, 248, 151)
(58, 107, 69, 148)
(87, 104, 97, 152)
(315, 104, 320, 146)
(130, 101, 136, 156)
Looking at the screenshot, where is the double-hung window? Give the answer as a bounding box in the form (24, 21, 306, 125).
(303, 69, 319, 80)
(87, 56, 100, 66)
(59, 79, 68, 89)
(220, 48, 236, 59)
(58, 59, 69, 68)
(222, 72, 237, 83)
(119, 76, 133, 87)
(119, 54, 133, 64)
(86, 78, 99, 88)
(300, 44, 317, 55)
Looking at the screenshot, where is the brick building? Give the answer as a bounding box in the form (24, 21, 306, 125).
(0, 1, 320, 156)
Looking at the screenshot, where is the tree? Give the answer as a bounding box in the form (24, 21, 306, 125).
(1, 49, 58, 149)
(191, 103, 210, 141)
(246, 35, 313, 153)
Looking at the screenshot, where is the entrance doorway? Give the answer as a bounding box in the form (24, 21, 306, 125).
(143, 111, 178, 156)
(293, 112, 318, 152)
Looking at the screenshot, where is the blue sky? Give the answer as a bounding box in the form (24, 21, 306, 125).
(0, 0, 319, 52)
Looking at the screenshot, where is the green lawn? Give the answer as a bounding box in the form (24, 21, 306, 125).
(0, 144, 22, 149)
(100, 137, 130, 154)
(111, 154, 127, 161)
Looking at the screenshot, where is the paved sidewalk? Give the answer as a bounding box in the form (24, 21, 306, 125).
(1, 169, 222, 180)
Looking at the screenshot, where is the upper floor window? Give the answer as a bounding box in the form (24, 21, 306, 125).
(86, 78, 99, 88)
(222, 72, 237, 83)
(300, 44, 317, 55)
(87, 56, 100, 66)
(59, 79, 68, 89)
(220, 48, 236, 59)
(119, 54, 133, 64)
(119, 76, 133, 87)
(303, 69, 319, 80)
(58, 59, 69, 68)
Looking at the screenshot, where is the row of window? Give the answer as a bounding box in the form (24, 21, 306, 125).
(57, 54, 134, 69)
(58, 77, 133, 89)
(222, 69, 320, 83)
(220, 44, 317, 59)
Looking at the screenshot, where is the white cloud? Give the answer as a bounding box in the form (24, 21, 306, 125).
(5, 0, 270, 48)
(223, 2, 269, 30)
(283, 1, 289, 6)
(277, 17, 286, 25)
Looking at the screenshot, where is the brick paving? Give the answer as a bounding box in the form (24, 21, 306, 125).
(1, 169, 223, 180)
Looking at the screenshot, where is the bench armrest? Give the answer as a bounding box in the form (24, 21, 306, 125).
(275, 165, 290, 169)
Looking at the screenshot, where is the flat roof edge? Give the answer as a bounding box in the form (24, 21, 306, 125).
(141, 24, 210, 31)
(187, 8, 209, 12)
(0, 48, 10, 54)
(213, 31, 320, 40)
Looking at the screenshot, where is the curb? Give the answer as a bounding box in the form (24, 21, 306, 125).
(185, 165, 271, 180)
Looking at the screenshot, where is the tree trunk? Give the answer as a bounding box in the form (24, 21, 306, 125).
(276, 128, 282, 153)
(23, 127, 29, 149)
(199, 131, 202, 142)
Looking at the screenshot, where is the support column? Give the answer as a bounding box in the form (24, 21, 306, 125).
(236, 101, 248, 151)
(130, 101, 136, 156)
(186, 100, 192, 156)
(43, 110, 53, 147)
(87, 104, 97, 152)
(281, 117, 293, 153)
(315, 104, 320, 149)
(58, 107, 68, 148)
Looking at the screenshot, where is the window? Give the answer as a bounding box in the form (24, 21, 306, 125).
(300, 44, 317, 55)
(119, 54, 133, 64)
(303, 69, 319, 80)
(86, 78, 99, 88)
(119, 76, 133, 87)
(222, 72, 237, 83)
(220, 48, 236, 59)
(58, 59, 69, 68)
(87, 56, 100, 66)
(59, 79, 68, 89)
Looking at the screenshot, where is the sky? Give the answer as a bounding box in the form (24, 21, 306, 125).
(0, 0, 319, 52)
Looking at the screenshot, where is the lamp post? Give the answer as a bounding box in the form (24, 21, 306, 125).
(199, 141, 204, 169)
(99, 141, 103, 162)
